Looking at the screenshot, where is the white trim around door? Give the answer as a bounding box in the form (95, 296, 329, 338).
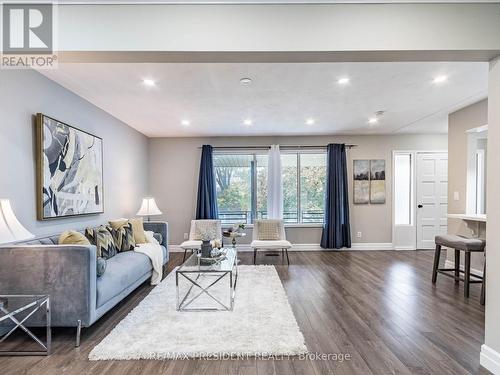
(392, 150, 448, 251)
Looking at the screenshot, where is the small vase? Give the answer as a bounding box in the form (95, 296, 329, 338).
(201, 240, 212, 258)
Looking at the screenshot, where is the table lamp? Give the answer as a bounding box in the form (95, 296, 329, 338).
(137, 197, 162, 222)
(0, 199, 35, 244)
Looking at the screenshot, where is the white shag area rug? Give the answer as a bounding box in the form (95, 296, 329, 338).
(89, 265, 307, 360)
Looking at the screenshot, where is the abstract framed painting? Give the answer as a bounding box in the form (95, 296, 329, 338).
(36, 113, 104, 220)
(353, 160, 370, 204)
(370, 159, 386, 204)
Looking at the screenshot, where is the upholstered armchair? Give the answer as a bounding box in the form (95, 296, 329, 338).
(180, 220, 222, 262)
(250, 219, 292, 265)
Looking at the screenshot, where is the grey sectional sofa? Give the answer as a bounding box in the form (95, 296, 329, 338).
(0, 221, 168, 346)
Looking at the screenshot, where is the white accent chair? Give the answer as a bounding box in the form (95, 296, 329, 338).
(180, 220, 222, 262)
(251, 219, 292, 265)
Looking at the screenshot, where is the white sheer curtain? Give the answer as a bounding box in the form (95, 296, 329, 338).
(267, 145, 283, 219)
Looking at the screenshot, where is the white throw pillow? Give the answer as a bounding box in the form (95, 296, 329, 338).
(144, 230, 159, 245)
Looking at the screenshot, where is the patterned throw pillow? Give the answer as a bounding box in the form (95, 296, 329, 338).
(85, 226, 118, 259)
(108, 221, 136, 252)
(257, 220, 281, 241)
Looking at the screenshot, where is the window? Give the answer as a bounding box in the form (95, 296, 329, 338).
(214, 150, 326, 225)
(282, 154, 298, 223)
(300, 153, 326, 223)
(394, 153, 413, 225)
(214, 153, 267, 225)
(282, 152, 326, 223)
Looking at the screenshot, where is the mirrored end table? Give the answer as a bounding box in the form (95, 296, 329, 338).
(176, 248, 238, 311)
(0, 295, 51, 356)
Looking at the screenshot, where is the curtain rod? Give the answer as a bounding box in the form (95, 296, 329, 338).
(199, 144, 358, 150)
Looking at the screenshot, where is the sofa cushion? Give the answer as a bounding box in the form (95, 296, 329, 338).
(251, 240, 292, 249)
(24, 235, 60, 245)
(96, 251, 151, 307)
(96, 246, 168, 307)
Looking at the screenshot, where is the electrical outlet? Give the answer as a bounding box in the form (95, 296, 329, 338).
(183, 233, 189, 240)
(453, 191, 460, 201)
(356, 231, 362, 238)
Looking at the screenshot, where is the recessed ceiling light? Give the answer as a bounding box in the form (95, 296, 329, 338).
(337, 77, 350, 85)
(142, 79, 156, 86)
(243, 119, 252, 126)
(181, 120, 190, 126)
(306, 118, 315, 125)
(433, 75, 448, 84)
(240, 78, 253, 85)
(368, 117, 379, 125)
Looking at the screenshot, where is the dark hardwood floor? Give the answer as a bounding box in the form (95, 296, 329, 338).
(0, 250, 489, 375)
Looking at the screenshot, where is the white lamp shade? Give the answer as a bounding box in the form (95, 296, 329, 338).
(137, 197, 162, 217)
(0, 200, 35, 244)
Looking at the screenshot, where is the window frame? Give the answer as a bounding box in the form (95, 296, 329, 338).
(213, 148, 326, 228)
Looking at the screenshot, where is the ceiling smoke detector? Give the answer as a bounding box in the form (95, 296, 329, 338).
(240, 78, 253, 86)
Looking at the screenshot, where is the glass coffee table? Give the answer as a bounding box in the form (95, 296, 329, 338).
(176, 248, 237, 311)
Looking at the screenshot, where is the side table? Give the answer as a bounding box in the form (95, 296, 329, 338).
(0, 295, 51, 356)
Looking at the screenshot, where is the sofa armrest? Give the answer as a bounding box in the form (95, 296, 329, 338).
(143, 221, 168, 249)
(0, 245, 97, 327)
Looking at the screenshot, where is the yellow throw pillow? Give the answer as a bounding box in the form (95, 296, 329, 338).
(108, 218, 129, 231)
(129, 217, 147, 244)
(59, 230, 91, 245)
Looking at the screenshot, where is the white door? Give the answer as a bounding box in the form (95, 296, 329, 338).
(416, 153, 448, 249)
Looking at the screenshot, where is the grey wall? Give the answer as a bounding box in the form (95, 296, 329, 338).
(447, 99, 488, 272)
(149, 134, 447, 245)
(0, 70, 149, 237)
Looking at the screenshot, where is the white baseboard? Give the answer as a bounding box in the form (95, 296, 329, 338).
(169, 243, 396, 252)
(394, 245, 417, 251)
(350, 242, 394, 250)
(169, 245, 186, 253)
(481, 344, 500, 374)
(444, 260, 483, 277)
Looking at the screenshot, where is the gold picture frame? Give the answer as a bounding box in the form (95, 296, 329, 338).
(36, 113, 104, 220)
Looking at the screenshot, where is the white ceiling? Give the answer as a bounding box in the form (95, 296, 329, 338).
(40, 62, 488, 137)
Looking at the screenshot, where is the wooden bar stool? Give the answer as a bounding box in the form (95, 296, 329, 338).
(432, 234, 486, 299)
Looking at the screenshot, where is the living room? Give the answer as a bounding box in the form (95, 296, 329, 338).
(1, 2, 500, 375)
